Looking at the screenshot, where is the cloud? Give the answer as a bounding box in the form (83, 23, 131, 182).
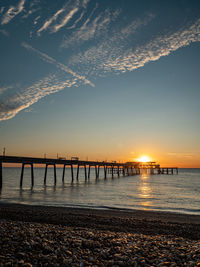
(34, 16, 40, 25)
(61, 7, 120, 49)
(37, 0, 89, 35)
(0, 29, 9, 37)
(103, 18, 200, 73)
(82, 0, 90, 9)
(0, 86, 12, 96)
(21, 42, 94, 87)
(69, 17, 200, 76)
(37, 9, 65, 35)
(53, 7, 79, 32)
(68, 14, 154, 75)
(67, 9, 86, 30)
(0, 40, 95, 121)
(0, 74, 78, 121)
(1, 0, 26, 25)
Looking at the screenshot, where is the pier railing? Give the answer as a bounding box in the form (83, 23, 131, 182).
(0, 156, 178, 189)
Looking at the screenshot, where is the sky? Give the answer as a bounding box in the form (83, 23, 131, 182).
(0, 0, 200, 167)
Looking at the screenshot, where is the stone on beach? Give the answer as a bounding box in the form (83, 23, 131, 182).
(0, 219, 200, 266)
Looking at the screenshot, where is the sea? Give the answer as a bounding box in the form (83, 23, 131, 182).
(0, 167, 200, 215)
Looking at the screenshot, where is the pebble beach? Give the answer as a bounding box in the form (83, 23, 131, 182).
(0, 204, 200, 266)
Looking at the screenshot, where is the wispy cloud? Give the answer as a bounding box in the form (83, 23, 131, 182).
(0, 74, 78, 121)
(37, 0, 89, 35)
(67, 9, 86, 30)
(82, 0, 90, 9)
(1, 0, 26, 25)
(37, 8, 65, 35)
(53, 7, 79, 32)
(0, 29, 9, 37)
(0, 86, 12, 96)
(103, 18, 200, 73)
(69, 17, 200, 77)
(0, 7, 5, 14)
(61, 7, 120, 49)
(21, 42, 94, 87)
(68, 14, 154, 75)
(34, 16, 40, 25)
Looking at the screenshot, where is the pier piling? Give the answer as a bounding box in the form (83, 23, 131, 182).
(62, 164, 66, 183)
(31, 164, 34, 187)
(76, 165, 79, 181)
(104, 166, 107, 179)
(84, 165, 87, 181)
(88, 165, 91, 180)
(44, 164, 48, 185)
(71, 165, 74, 182)
(20, 163, 34, 187)
(20, 163, 25, 187)
(95, 166, 98, 179)
(0, 161, 2, 189)
(44, 164, 56, 185)
(54, 164, 57, 185)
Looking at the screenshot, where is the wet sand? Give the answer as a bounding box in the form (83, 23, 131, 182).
(0, 203, 200, 266)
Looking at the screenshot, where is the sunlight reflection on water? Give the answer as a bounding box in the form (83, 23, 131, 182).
(139, 172, 153, 209)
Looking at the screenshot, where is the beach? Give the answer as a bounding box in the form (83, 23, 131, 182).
(0, 204, 200, 266)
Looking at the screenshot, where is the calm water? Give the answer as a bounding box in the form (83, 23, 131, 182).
(0, 167, 200, 215)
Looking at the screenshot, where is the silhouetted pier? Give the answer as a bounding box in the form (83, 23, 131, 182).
(0, 156, 178, 189)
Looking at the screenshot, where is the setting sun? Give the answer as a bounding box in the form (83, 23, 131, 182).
(137, 155, 151, 162)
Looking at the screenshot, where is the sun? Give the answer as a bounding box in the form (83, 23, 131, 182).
(137, 155, 151, 163)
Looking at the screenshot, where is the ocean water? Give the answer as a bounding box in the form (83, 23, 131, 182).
(0, 167, 200, 215)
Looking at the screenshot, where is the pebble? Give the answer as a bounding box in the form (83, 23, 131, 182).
(0, 219, 199, 266)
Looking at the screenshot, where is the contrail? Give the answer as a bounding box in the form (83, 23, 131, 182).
(21, 42, 95, 87)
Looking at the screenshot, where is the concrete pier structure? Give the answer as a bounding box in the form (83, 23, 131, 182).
(0, 156, 178, 189)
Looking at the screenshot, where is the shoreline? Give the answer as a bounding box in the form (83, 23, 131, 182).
(1, 203, 200, 266)
(0, 202, 200, 239)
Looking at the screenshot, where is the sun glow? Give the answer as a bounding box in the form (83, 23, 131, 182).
(137, 155, 151, 162)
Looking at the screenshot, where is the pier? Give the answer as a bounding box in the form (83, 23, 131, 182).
(0, 156, 178, 189)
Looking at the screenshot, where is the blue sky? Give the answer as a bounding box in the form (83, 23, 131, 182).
(0, 0, 200, 166)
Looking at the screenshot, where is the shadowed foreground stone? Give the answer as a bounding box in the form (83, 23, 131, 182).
(0, 203, 200, 266)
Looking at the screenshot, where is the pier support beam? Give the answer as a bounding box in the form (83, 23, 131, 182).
(44, 164, 48, 185)
(44, 164, 56, 185)
(20, 163, 25, 187)
(95, 166, 98, 179)
(0, 161, 2, 190)
(76, 165, 79, 181)
(20, 163, 34, 188)
(54, 164, 57, 185)
(71, 165, 74, 182)
(104, 166, 107, 179)
(31, 164, 34, 187)
(84, 165, 87, 181)
(123, 167, 125, 176)
(88, 165, 90, 180)
(62, 164, 66, 183)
